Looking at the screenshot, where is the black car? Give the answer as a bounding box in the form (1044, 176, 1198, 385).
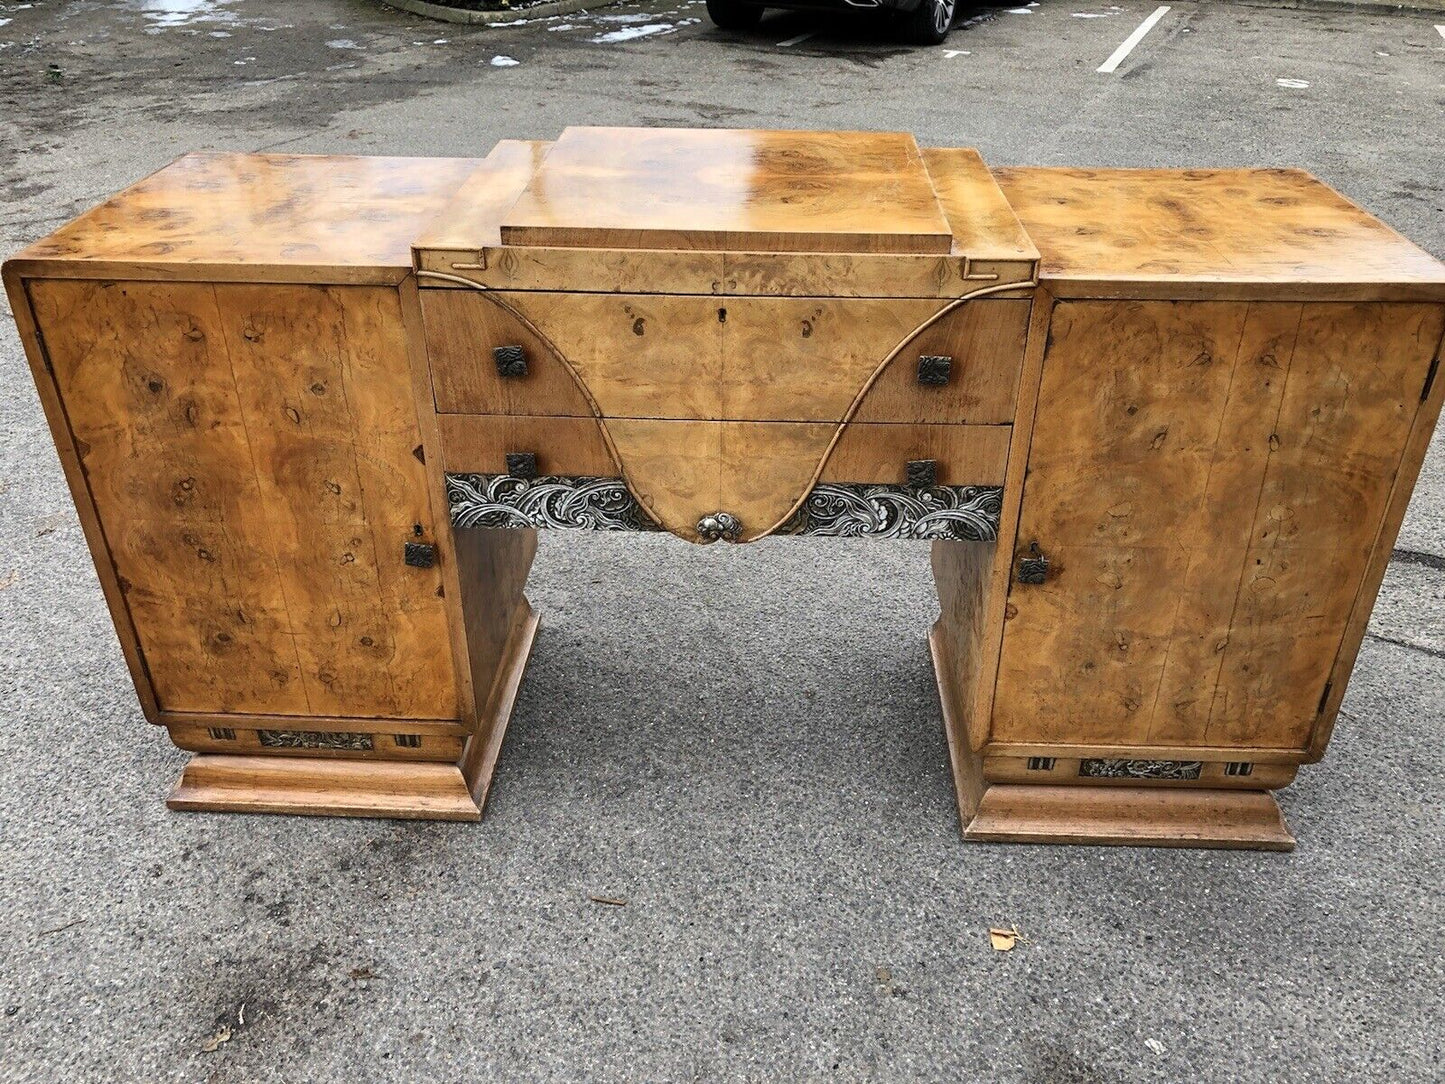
(706, 0, 961, 46)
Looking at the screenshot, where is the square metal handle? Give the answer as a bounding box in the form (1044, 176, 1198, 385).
(506, 451, 538, 479)
(906, 459, 937, 488)
(494, 344, 528, 378)
(917, 354, 952, 386)
(404, 541, 436, 569)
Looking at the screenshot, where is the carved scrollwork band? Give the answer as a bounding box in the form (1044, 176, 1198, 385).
(1077, 759, 1204, 781)
(447, 474, 660, 532)
(257, 729, 375, 752)
(446, 473, 1002, 541)
(775, 483, 1001, 541)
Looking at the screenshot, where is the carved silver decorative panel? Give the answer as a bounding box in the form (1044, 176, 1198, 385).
(776, 483, 1002, 541)
(447, 473, 1003, 541)
(447, 474, 660, 532)
(1078, 758, 1203, 781)
(257, 730, 375, 752)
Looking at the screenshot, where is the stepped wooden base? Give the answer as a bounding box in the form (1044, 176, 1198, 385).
(168, 601, 541, 821)
(964, 784, 1295, 850)
(929, 625, 1296, 852)
(168, 756, 483, 820)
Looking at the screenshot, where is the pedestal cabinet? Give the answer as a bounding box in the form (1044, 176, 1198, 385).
(3, 153, 538, 819)
(930, 167, 1445, 847)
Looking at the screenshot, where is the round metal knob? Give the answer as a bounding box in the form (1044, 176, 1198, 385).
(696, 511, 742, 543)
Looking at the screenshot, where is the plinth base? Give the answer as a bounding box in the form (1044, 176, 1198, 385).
(168, 756, 482, 820)
(964, 783, 1294, 850)
(929, 625, 1296, 852)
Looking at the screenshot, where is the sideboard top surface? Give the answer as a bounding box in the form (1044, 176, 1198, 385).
(996, 166, 1445, 300)
(497, 126, 956, 255)
(5, 152, 482, 285)
(412, 133, 1039, 296)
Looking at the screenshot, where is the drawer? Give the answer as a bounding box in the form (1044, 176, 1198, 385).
(422, 289, 721, 419)
(727, 296, 1029, 424)
(438, 413, 1010, 542)
(420, 289, 1029, 425)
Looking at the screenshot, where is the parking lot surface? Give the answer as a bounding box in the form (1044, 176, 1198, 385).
(1, 1, 1443, 1080)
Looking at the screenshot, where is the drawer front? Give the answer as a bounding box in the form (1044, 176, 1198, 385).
(726, 296, 1029, 423)
(423, 289, 723, 419)
(438, 413, 1010, 542)
(421, 288, 1028, 425)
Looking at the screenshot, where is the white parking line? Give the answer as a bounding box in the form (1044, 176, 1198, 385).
(777, 32, 814, 47)
(1436, 24, 1445, 41)
(1097, 5, 1171, 74)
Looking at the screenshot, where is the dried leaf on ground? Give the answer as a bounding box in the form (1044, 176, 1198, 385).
(201, 1025, 232, 1053)
(989, 925, 1026, 952)
(589, 896, 627, 906)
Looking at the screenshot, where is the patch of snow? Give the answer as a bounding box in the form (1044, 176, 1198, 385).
(129, 0, 240, 31)
(592, 22, 676, 42)
(548, 23, 576, 30)
(490, 55, 520, 66)
(1276, 78, 1309, 88)
(1072, 11, 1111, 17)
(0, 18, 11, 27)
(326, 39, 358, 49)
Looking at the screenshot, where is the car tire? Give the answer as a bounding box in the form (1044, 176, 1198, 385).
(706, 0, 765, 30)
(899, 0, 956, 44)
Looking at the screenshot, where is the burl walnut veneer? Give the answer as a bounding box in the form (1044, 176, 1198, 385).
(7, 130, 1443, 849)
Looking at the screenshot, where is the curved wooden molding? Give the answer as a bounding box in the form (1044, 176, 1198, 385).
(417, 271, 1034, 542)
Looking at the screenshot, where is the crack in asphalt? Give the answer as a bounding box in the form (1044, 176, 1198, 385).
(1366, 631, 1445, 660)
(1391, 547, 1445, 573)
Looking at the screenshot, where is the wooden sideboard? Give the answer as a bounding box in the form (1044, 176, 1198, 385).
(7, 129, 1443, 848)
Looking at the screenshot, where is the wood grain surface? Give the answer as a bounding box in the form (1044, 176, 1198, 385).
(992, 298, 1442, 751)
(995, 166, 1445, 301)
(8, 153, 480, 283)
(29, 278, 457, 720)
(499, 127, 954, 255)
(424, 288, 1027, 425)
(920, 147, 1038, 263)
(167, 755, 482, 820)
(963, 783, 1295, 850)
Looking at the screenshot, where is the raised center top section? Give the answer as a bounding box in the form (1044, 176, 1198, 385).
(497, 127, 955, 255)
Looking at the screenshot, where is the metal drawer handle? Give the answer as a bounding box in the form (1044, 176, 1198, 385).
(404, 541, 437, 569)
(917, 354, 952, 386)
(505, 451, 538, 479)
(906, 459, 937, 488)
(494, 344, 528, 378)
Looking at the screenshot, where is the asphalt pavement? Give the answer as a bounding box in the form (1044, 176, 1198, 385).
(0, 1, 1442, 1080)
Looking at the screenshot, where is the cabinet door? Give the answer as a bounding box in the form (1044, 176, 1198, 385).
(993, 299, 1442, 751)
(32, 279, 457, 720)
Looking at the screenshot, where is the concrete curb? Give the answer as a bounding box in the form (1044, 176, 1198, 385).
(1257, 0, 1445, 14)
(382, 0, 618, 25)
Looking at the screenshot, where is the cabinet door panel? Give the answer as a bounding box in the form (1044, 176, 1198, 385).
(994, 299, 1441, 751)
(32, 279, 456, 720)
